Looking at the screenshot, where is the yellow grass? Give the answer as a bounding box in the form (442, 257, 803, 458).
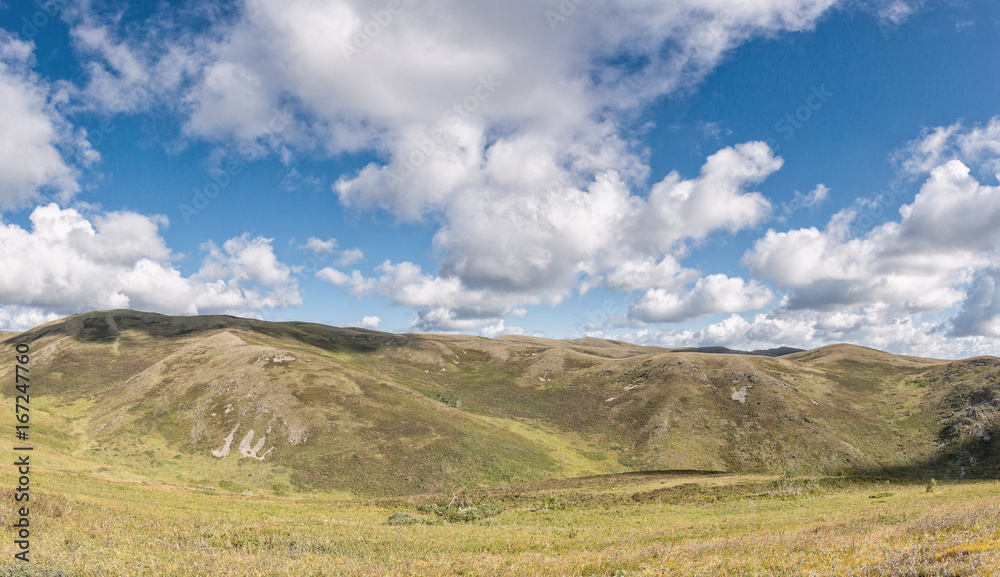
(3, 469, 999, 576)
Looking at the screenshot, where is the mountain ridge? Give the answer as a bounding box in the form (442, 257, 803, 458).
(4, 310, 998, 497)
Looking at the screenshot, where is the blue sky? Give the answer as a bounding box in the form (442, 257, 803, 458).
(1, 0, 1000, 358)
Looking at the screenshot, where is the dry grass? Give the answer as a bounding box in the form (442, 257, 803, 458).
(2, 472, 998, 576)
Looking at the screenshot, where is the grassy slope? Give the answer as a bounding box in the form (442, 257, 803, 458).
(2, 310, 998, 498)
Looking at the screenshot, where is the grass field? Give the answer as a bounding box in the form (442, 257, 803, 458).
(3, 469, 999, 576)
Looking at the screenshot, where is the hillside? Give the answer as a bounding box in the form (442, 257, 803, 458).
(3, 310, 998, 497)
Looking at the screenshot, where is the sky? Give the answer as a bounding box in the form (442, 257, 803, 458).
(1, 0, 999, 359)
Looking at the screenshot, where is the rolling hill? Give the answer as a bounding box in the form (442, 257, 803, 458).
(3, 310, 998, 497)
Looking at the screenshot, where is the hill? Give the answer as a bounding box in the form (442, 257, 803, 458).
(668, 345, 805, 357)
(2, 310, 998, 497)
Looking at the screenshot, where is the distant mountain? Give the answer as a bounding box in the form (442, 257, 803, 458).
(3, 310, 997, 497)
(669, 346, 805, 357)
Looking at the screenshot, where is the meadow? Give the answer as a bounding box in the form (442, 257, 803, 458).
(3, 470, 999, 576)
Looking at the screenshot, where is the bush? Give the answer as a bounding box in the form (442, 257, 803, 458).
(416, 494, 504, 523)
(434, 392, 461, 408)
(386, 512, 434, 525)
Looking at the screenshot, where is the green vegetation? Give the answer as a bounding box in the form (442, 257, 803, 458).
(2, 311, 999, 498)
(415, 492, 505, 523)
(1, 310, 999, 574)
(1, 472, 998, 575)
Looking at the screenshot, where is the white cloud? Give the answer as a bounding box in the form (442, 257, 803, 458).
(896, 117, 1000, 177)
(316, 267, 353, 286)
(319, 142, 781, 330)
(744, 160, 1000, 313)
(479, 319, 525, 339)
(347, 315, 381, 330)
(301, 238, 362, 268)
(64, 6, 211, 116)
(0, 306, 62, 332)
(197, 234, 296, 289)
(895, 122, 962, 176)
(155, 0, 831, 329)
(50, 0, 846, 333)
(302, 237, 337, 253)
(336, 248, 364, 267)
(629, 142, 778, 251)
(184, 60, 277, 141)
(951, 269, 1000, 338)
(317, 260, 533, 332)
(784, 183, 829, 214)
(0, 204, 300, 317)
(619, 304, 997, 360)
(598, 256, 698, 294)
(0, 33, 85, 208)
(629, 274, 774, 323)
(71, 23, 153, 113)
(737, 116, 1000, 352)
(877, 0, 917, 26)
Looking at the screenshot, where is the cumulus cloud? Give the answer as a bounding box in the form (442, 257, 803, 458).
(348, 315, 381, 330)
(41, 0, 846, 332)
(301, 238, 363, 269)
(618, 303, 996, 360)
(302, 237, 337, 253)
(0, 306, 62, 332)
(336, 248, 364, 267)
(877, 0, 918, 26)
(629, 275, 774, 323)
(783, 183, 829, 214)
(895, 116, 1000, 177)
(744, 160, 999, 314)
(0, 33, 87, 208)
(319, 260, 530, 332)
(71, 23, 154, 113)
(197, 234, 296, 290)
(479, 319, 525, 339)
(951, 269, 1000, 338)
(320, 143, 781, 330)
(137, 0, 825, 330)
(0, 204, 300, 318)
(601, 118, 1000, 354)
(178, 0, 839, 151)
(61, 3, 214, 116)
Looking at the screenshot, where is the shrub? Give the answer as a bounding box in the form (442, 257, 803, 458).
(386, 512, 434, 525)
(416, 493, 505, 523)
(435, 392, 461, 408)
